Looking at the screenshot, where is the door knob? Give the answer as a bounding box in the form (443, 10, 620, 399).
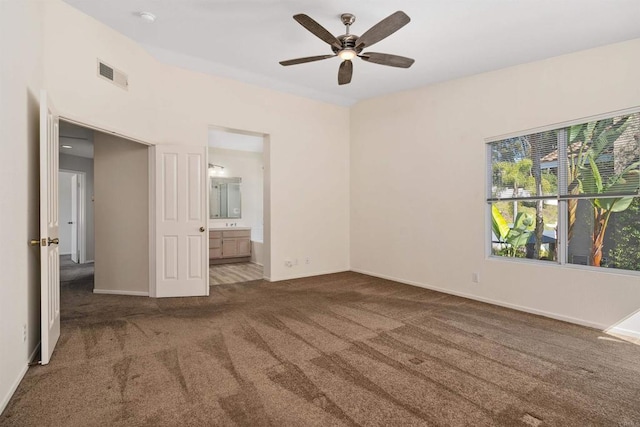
(47, 237, 59, 246)
(30, 239, 40, 247)
(199, 226, 206, 232)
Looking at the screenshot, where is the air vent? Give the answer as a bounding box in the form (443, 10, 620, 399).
(97, 59, 128, 90)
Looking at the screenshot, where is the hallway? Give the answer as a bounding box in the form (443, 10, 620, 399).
(60, 255, 95, 314)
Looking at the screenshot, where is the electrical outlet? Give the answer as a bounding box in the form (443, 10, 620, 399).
(305, 257, 311, 265)
(472, 272, 480, 283)
(22, 324, 27, 342)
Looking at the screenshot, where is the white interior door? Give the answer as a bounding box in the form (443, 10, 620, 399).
(70, 174, 78, 263)
(154, 145, 208, 297)
(40, 90, 60, 365)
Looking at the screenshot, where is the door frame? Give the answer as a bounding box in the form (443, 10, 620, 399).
(207, 125, 271, 281)
(58, 115, 157, 296)
(59, 169, 86, 263)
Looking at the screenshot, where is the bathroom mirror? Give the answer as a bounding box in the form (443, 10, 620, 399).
(210, 177, 242, 219)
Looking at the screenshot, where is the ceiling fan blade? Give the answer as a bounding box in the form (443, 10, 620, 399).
(355, 11, 410, 49)
(360, 52, 415, 68)
(338, 60, 353, 85)
(293, 14, 342, 50)
(279, 54, 336, 66)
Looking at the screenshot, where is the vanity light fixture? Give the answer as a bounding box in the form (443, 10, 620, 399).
(208, 163, 225, 175)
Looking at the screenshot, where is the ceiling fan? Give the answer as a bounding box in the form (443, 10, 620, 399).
(279, 11, 415, 85)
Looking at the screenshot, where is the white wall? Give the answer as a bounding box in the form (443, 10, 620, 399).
(0, 0, 43, 414)
(351, 38, 640, 336)
(41, 0, 350, 281)
(94, 132, 149, 295)
(58, 172, 74, 255)
(208, 147, 264, 241)
(59, 154, 95, 261)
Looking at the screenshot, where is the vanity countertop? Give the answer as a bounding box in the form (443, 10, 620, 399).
(209, 227, 251, 231)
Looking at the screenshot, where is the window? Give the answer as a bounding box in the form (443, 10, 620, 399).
(487, 111, 640, 272)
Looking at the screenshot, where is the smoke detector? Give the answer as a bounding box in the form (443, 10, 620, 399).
(138, 12, 156, 23)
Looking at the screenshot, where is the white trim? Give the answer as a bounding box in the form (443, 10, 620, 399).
(486, 252, 640, 278)
(93, 289, 149, 297)
(270, 269, 350, 282)
(85, 259, 95, 263)
(350, 268, 625, 332)
(77, 173, 86, 264)
(606, 326, 640, 340)
(59, 169, 87, 264)
(148, 146, 156, 298)
(0, 364, 28, 416)
(59, 115, 152, 146)
(484, 105, 640, 143)
(205, 147, 210, 296)
(29, 342, 41, 364)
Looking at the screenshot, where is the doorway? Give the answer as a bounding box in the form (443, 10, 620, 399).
(58, 170, 87, 263)
(58, 120, 151, 296)
(58, 121, 95, 288)
(208, 126, 271, 284)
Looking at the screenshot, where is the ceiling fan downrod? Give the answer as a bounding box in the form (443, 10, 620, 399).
(341, 13, 355, 35)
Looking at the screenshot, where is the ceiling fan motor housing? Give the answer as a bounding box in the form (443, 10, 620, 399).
(332, 34, 362, 55)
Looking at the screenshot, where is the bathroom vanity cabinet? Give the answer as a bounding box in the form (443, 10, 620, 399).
(209, 228, 251, 264)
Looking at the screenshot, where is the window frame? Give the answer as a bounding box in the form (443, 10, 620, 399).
(485, 106, 640, 274)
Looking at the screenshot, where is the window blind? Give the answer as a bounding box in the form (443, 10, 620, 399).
(559, 113, 640, 199)
(488, 130, 559, 201)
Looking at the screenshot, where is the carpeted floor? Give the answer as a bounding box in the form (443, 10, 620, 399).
(60, 254, 94, 283)
(2, 270, 640, 426)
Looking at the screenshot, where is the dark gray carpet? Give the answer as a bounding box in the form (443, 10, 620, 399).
(60, 254, 94, 284)
(2, 269, 640, 426)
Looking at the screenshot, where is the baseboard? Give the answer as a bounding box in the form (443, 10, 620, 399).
(270, 269, 350, 282)
(85, 259, 95, 263)
(29, 342, 41, 364)
(350, 268, 619, 332)
(93, 289, 149, 297)
(0, 364, 28, 416)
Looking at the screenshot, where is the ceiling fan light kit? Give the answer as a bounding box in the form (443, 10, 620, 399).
(280, 11, 415, 85)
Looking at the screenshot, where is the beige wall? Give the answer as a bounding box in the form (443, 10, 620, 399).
(94, 133, 149, 295)
(0, 0, 43, 412)
(208, 147, 264, 240)
(42, 0, 350, 281)
(351, 38, 640, 335)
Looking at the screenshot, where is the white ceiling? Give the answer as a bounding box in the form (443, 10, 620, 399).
(64, 0, 640, 106)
